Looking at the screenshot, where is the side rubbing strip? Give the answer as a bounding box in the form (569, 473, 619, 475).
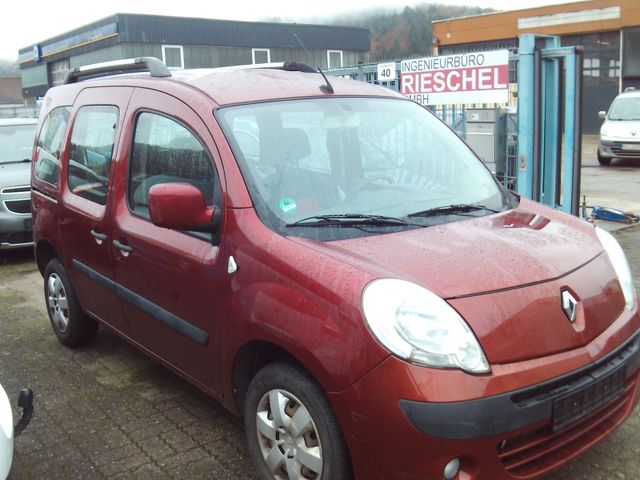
(71, 259, 209, 346)
(115, 284, 208, 346)
(72, 259, 116, 293)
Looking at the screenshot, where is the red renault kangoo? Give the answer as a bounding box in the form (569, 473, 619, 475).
(31, 57, 639, 480)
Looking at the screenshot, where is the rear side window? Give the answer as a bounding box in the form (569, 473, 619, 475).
(67, 106, 118, 205)
(128, 112, 215, 217)
(35, 106, 70, 185)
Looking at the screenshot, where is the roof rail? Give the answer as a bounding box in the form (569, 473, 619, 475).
(624, 87, 636, 92)
(213, 61, 317, 73)
(63, 57, 171, 84)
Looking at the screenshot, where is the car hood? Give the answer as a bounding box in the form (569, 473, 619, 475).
(601, 119, 640, 141)
(0, 162, 31, 189)
(291, 198, 602, 299)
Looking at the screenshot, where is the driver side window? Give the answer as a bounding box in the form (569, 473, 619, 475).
(128, 112, 216, 218)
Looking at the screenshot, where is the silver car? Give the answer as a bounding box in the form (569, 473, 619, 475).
(598, 88, 640, 165)
(0, 118, 38, 249)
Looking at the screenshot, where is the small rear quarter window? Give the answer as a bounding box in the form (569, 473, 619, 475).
(35, 106, 71, 185)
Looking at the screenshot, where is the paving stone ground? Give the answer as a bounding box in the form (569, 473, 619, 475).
(1, 224, 639, 479)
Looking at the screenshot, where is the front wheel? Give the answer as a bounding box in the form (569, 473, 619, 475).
(244, 362, 352, 480)
(44, 258, 98, 347)
(597, 150, 612, 166)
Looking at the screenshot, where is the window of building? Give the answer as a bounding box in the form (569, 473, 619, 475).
(584, 58, 601, 78)
(35, 106, 71, 185)
(67, 106, 119, 205)
(609, 59, 621, 78)
(252, 48, 271, 65)
(128, 112, 215, 225)
(327, 50, 343, 69)
(162, 45, 184, 69)
(562, 32, 620, 85)
(49, 59, 70, 87)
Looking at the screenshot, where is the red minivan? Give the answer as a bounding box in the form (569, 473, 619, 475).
(31, 58, 639, 480)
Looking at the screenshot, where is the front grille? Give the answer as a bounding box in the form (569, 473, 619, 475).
(4, 199, 31, 214)
(0, 185, 30, 194)
(498, 336, 640, 478)
(611, 148, 640, 157)
(498, 377, 636, 478)
(7, 231, 33, 245)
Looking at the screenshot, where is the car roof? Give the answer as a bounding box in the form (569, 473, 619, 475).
(0, 117, 39, 126)
(67, 66, 403, 107)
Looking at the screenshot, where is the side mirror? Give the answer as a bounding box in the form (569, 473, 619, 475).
(148, 183, 215, 232)
(598, 111, 606, 121)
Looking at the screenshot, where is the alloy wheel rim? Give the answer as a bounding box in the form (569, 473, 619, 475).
(47, 273, 69, 333)
(256, 389, 323, 479)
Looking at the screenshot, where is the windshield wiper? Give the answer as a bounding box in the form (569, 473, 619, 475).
(408, 203, 500, 218)
(286, 213, 416, 227)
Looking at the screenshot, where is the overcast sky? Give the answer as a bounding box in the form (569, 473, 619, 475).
(1, 0, 582, 60)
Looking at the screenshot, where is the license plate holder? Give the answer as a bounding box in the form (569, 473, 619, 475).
(552, 364, 626, 431)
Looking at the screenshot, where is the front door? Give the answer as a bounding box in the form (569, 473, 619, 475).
(110, 88, 227, 389)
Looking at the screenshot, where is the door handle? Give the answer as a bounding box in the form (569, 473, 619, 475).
(90, 229, 107, 245)
(112, 239, 133, 256)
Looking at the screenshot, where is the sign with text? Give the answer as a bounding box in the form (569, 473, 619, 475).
(377, 62, 397, 81)
(400, 50, 509, 105)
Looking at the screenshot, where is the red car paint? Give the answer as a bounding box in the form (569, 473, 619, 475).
(31, 66, 640, 480)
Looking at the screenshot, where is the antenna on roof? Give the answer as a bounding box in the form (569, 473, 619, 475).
(293, 33, 334, 94)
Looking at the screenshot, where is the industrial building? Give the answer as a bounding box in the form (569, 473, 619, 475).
(18, 13, 370, 101)
(432, 0, 640, 133)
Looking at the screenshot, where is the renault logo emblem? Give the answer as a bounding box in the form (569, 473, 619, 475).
(561, 290, 578, 323)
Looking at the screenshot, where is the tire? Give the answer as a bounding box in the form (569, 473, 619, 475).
(597, 151, 612, 166)
(44, 258, 98, 347)
(244, 362, 352, 480)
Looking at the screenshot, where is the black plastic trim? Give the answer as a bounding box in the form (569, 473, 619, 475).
(400, 332, 640, 440)
(72, 259, 116, 293)
(72, 259, 208, 346)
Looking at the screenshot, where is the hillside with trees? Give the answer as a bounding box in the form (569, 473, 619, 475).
(269, 3, 494, 61)
(355, 4, 494, 60)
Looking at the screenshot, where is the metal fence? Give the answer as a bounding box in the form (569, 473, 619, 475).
(326, 62, 467, 138)
(327, 55, 520, 191)
(0, 104, 40, 119)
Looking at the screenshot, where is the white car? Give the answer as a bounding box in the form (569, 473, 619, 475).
(598, 88, 640, 165)
(0, 384, 33, 480)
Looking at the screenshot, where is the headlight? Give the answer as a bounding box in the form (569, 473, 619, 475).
(362, 279, 490, 374)
(595, 227, 637, 311)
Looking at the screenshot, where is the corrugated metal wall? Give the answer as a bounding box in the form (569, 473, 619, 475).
(117, 14, 370, 52)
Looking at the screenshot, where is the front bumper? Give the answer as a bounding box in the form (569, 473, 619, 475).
(401, 333, 639, 441)
(330, 310, 640, 480)
(0, 189, 33, 250)
(599, 139, 640, 159)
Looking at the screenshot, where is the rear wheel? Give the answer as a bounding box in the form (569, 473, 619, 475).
(44, 259, 98, 347)
(244, 362, 352, 480)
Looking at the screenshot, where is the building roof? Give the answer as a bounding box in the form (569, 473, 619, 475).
(432, 0, 640, 47)
(18, 14, 370, 67)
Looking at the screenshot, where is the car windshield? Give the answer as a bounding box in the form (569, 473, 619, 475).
(217, 97, 513, 240)
(608, 96, 640, 121)
(0, 123, 37, 164)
